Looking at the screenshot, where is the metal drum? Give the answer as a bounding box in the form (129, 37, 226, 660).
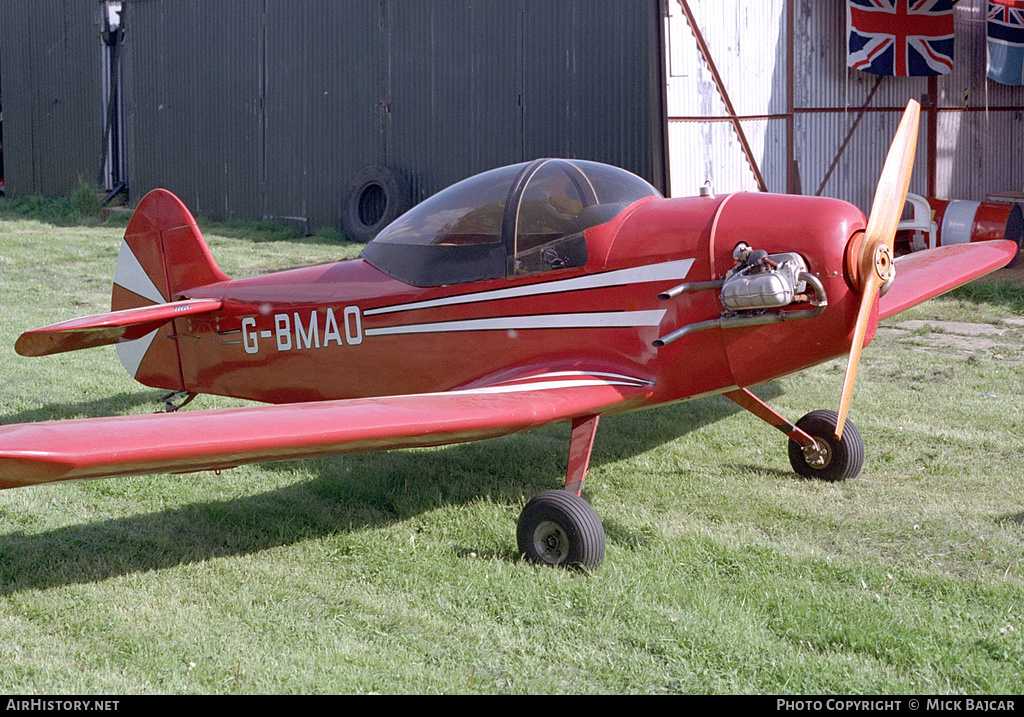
(927, 198, 1022, 267)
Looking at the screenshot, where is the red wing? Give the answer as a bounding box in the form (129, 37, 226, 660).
(878, 241, 1017, 321)
(15, 299, 223, 357)
(0, 372, 652, 489)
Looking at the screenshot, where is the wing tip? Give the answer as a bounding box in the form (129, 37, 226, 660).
(879, 241, 1018, 321)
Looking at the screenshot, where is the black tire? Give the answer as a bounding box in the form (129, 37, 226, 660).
(517, 490, 605, 569)
(341, 166, 411, 242)
(787, 410, 865, 482)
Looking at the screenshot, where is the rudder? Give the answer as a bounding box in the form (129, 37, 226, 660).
(112, 189, 230, 390)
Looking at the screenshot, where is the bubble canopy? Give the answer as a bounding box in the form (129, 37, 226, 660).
(360, 158, 661, 287)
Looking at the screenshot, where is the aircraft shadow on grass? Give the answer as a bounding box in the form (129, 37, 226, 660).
(0, 384, 785, 594)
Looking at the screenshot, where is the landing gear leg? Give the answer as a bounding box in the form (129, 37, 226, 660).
(723, 388, 864, 482)
(517, 414, 606, 569)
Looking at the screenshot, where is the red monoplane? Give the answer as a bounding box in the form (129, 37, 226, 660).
(3, 101, 1016, 568)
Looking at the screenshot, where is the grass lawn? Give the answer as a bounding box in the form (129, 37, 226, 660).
(0, 199, 1021, 694)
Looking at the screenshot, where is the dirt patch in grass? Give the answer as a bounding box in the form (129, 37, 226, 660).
(878, 318, 1023, 355)
(880, 251, 1024, 355)
(882, 246, 1024, 356)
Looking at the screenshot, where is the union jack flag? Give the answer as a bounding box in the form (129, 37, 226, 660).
(847, 0, 955, 77)
(988, 0, 1024, 85)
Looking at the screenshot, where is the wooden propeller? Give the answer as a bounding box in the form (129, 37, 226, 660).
(836, 100, 921, 439)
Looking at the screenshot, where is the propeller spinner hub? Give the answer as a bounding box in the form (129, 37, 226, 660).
(872, 243, 895, 283)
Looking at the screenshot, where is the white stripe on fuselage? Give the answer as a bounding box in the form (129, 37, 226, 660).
(454, 377, 652, 395)
(364, 310, 667, 337)
(441, 370, 655, 395)
(364, 259, 695, 316)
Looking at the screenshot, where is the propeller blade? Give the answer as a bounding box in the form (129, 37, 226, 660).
(835, 271, 882, 439)
(836, 100, 921, 439)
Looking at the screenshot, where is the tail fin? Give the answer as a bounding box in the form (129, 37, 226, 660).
(112, 189, 230, 390)
(113, 189, 229, 309)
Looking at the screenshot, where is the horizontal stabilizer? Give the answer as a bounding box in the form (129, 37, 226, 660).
(15, 299, 223, 357)
(0, 373, 651, 489)
(878, 241, 1017, 321)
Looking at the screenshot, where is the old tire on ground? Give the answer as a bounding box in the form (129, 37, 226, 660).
(517, 490, 605, 569)
(787, 409, 865, 482)
(341, 166, 410, 242)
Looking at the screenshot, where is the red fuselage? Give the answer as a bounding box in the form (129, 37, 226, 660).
(167, 191, 869, 410)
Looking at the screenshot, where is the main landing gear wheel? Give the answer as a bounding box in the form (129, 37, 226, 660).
(517, 490, 605, 569)
(787, 410, 865, 482)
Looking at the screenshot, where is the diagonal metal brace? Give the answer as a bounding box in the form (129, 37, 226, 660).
(722, 388, 817, 449)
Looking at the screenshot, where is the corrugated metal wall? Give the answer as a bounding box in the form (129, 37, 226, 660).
(13, 1, 1016, 228)
(380, 1, 526, 204)
(125, 0, 265, 220)
(932, 0, 1024, 200)
(1, 0, 665, 232)
(666, 0, 1024, 214)
(790, 1, 932, 207)
(0, 0, 104, 197)
(126, 0, 666, 231)
(665, 1, 790, 197)
(520, 1, 666, 186)
(260, 0, 381, 230)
